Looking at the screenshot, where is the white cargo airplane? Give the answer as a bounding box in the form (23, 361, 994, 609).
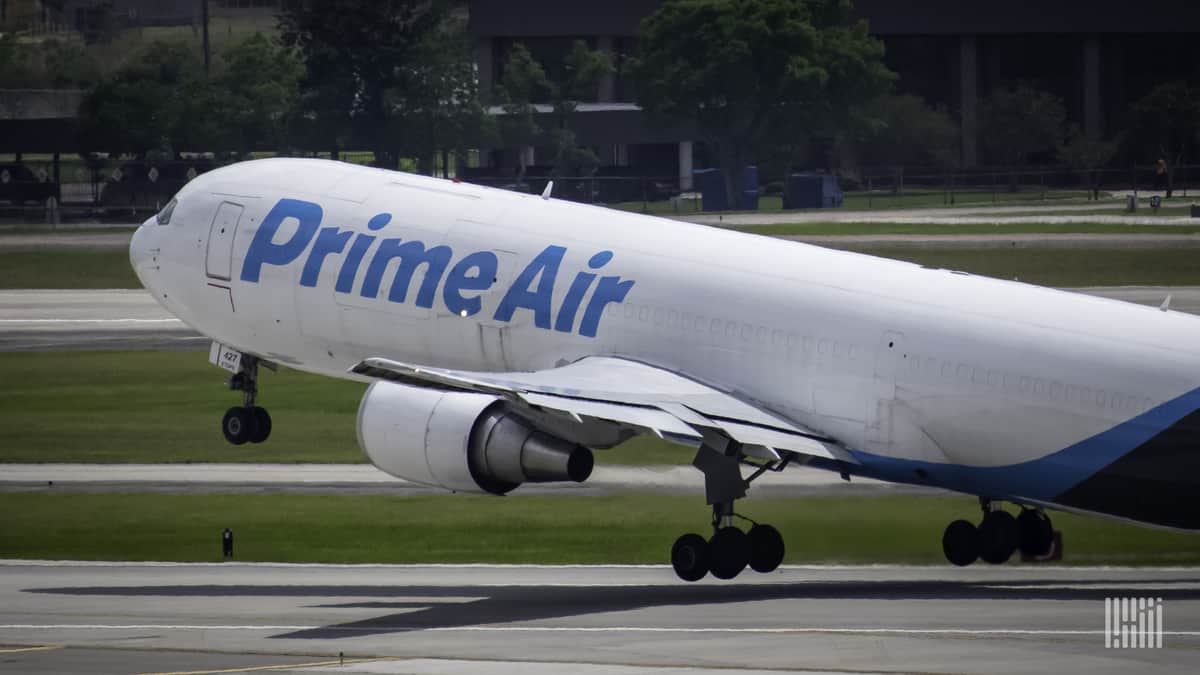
(130, 158, 1199, 580)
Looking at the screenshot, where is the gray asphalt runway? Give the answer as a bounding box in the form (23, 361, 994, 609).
(1, 561, 1197, 674)
(0, 463, 913, 496)
(5, 286, 1200, 352)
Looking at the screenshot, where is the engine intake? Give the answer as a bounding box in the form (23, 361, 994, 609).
(357, 380, 593, 494)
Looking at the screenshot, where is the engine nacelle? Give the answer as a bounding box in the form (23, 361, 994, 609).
(356, 380, 593, 494)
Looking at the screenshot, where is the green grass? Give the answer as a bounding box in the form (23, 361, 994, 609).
(0, 351, 688, 464)
(610, 189, 1105, 216)
(2, 492, 1197, 565)
(741, 222, 1200, 237)
(0, 250, 140, 289)
(859, 247, 1200, 286)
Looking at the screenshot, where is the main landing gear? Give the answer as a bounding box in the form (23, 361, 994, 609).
(941, 498, 1055, 566)
(221, 354, 272, 446)
(670, 433, 790, 581)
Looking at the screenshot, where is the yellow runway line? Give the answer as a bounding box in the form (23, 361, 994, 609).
(0, 645, 62, 654)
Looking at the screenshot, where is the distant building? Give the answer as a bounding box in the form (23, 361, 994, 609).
(468, 0, 1200, 174)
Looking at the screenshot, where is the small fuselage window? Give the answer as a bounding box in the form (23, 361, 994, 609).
(156, 198, 177, 225)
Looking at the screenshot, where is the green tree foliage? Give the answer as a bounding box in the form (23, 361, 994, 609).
(213, 33, 303, 157)
(856, 94, 959, 168)
(627, 0, 894, 203)
(496, 40, 614, 180)
(495, 44, 547, 181)
(78, 35, 302, 157)
(1057, 125, 1121, 200)
(979, 84, 1066, 166)
(280, 0, 484, 170)
(0, 35, 100, 89)
(78, 41, 204, 156)
(1128, 81, 1200, 165)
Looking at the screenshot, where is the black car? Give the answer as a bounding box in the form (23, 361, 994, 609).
(0, 164, 61, 205)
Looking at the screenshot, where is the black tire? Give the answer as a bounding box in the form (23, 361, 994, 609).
(250, 406, 272, 444)
(222, 406, 255, 446)
(671, 533, 709, 582)
(708, 526, 750, 580)
(1017, 509, 1053, 557)
(942, 519, 980, 567)
(978, 510, 1019, 565)
(748, 524, 785, 573)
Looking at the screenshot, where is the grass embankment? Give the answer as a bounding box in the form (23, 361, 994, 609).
(741, 222, 1200, 237)
(2, 492, 1197, 565)
(4, 231, 1200, 291)
(862, 247, 1200, 287)
(0, 250, 140, 289)
(0, 351, 688, 465)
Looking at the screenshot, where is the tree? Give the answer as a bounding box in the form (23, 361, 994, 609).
(978, 84, 1066, 167)
(280, 0, 483, 170)
(496, 40, 613, 182)
(495, 44, 548, 183)
(1057, 124, 1120, 200)
(1127, 81, 1200, 167)
(213, 33, 303, 157)
(78, 41, 205, 156)
(627, 0, 894, 205)
(855, 94, 959, 168)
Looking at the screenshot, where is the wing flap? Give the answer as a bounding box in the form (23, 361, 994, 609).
(350, 356, 857, 464)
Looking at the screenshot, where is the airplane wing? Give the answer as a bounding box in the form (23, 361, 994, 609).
(350, 356, 857, 465)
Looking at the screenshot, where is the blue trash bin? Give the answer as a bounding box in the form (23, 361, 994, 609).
(692, 168, 726, 212)
(737, 166, 759, 211)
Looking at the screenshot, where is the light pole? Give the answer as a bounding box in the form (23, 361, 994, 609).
(202, 0, 211, 75)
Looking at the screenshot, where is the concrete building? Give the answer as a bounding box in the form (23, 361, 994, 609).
(468, 0, 1200, 174)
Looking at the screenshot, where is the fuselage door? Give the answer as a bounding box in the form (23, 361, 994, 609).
(205, 201, 243, 280)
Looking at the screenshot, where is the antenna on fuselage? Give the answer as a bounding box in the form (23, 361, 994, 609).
(541, 181, 553, 200)
(1161, 294, 1173, 312)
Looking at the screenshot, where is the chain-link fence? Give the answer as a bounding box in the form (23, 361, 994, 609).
(2, 157, 1198, 224)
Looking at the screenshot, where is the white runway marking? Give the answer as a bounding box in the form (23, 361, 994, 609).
(4, 624, 1198, 637)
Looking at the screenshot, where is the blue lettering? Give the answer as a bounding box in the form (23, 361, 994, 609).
(335, 233, 376, 293)
(443, 251, 498, 317)
(494, 245, 565, 329)
(579, 276, 635, 338)
(299, 227, 352, 287)
(554, 250, 611, 333)
(361, 238, 453, 308)
(240, 198, 323, 282)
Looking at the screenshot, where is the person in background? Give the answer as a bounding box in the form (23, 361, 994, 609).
(1154, 158, 1172, 198)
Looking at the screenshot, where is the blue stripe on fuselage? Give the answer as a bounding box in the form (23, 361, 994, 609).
(837, 386, 1200, 502)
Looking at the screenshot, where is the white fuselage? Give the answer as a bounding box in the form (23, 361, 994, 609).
(130, 158, 1200, 529)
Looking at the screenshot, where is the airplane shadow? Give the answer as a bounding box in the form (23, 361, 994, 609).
(29, 576, 1200, 640)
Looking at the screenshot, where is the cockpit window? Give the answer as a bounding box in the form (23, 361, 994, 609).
(156, 198, 177, 225)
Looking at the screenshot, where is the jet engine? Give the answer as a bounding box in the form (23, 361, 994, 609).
(356, 380, 594, 494)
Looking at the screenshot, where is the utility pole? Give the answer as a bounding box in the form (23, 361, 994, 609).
(202, 0, 211, 75)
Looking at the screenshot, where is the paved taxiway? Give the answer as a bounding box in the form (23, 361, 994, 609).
(0, 463, 907, 496)
(5, 286, 1200, 352)
(1, 561, 1196, 674)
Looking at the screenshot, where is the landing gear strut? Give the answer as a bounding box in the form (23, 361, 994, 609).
(670, 433, 789, 581)
(941, 499, 1053, 566)
(221, 355, 271, 445)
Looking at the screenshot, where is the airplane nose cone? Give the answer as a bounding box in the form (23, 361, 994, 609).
(129, 219, 156, 289)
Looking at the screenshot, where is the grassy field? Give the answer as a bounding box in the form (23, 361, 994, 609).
(0, 351, 689, 465)
(858, 247, 1200, 286)
(610, 189, 1106, 215)
(2, 491, 1197, 565)
(0, 250, 140, 289)
(741, 221, 1200, 237)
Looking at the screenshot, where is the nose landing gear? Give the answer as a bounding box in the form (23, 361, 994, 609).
(220, 354, 272, 445)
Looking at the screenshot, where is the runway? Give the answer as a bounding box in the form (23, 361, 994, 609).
(0, 462, 909, 496)
(1, 561, 1197, 674)
(5, 286, 1200, 352)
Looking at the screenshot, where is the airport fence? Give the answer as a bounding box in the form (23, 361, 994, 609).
(2, 156, 1199, 224)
